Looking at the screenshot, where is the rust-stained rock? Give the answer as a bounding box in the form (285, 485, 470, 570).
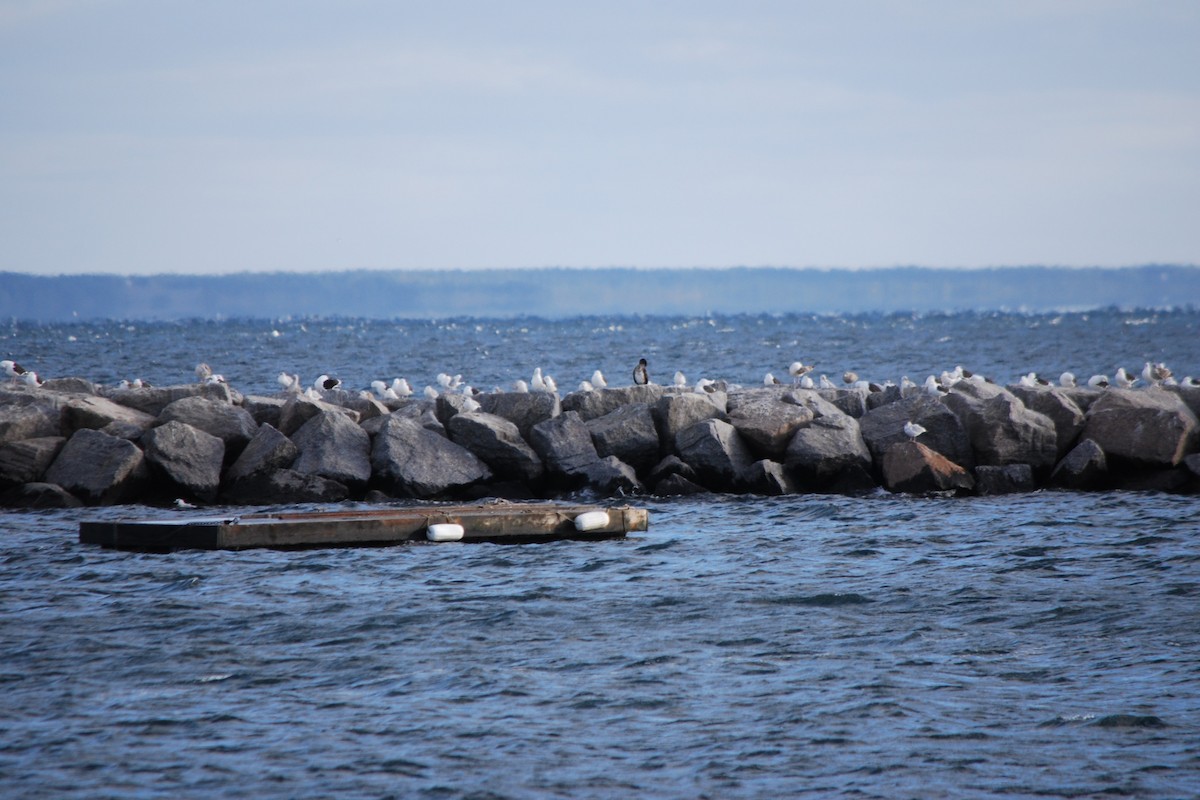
(881, 441, 974, 494)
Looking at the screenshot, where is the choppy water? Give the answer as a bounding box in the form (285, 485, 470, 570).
(3, 309, 1200, 797)
(3, 494, 1199, 798)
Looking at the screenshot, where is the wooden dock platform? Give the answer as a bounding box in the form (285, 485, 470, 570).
(79, 503, 649, 552)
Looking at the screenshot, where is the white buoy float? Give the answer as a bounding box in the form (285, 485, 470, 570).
(426, 523, 465, 542)
(573, 511, 610, 532)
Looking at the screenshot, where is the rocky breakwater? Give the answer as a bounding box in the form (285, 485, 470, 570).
(2, 374, 1199, 509)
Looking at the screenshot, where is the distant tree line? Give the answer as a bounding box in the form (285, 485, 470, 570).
(0, 266, 1197, 322)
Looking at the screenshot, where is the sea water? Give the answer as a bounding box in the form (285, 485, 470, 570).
(1, 310, 1199, 798)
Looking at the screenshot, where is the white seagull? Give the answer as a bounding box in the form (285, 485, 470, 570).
(674, 371, 687, 388)
(903, 421, 926, 440)
(591, 370, 608, 389)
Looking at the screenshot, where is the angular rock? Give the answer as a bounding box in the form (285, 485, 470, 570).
(582, 455, 643, 495)
(40, 377, 97, 394)
(1010, 386, 1087, 459)
(476, 392, 561, 439)
(726, 388, 814, 458)
(586, 403, 661, 473)
(435, 393, 480, 428)
(224, 423, 298, 483)
(1165, 384, 1200, 420)
(61, 395, 157, 437)
(447, 412, 544, 483)
(158, 396, 259, 460)
(866, 384, 903, 411)
(941, 381, 1057, 470)
(0, 482, 83, 509)
(142, 420, 225, 502)
(1059, 387, 1105, 414)
(44, 428, 149, 505)
(881, 441, 974, 494)
(529, 411, 600, 481)
(341, 393, 390, 423)
(974, 464, 1036, 495)
(1049, 438, 1108, 490)
(675, 419, 755, 489)
(0, 392, 62, 444)
(818, 387, 869, 418)
(646, 454, 698, 486)
(561, 385, 665, 422)
(741, 459, 797, 496)
(371, 415, 491, 497)
(860, 394, 974, 469)
(0, 436, 65, 488)
(785, 414, 872, 488)
(241, 395, 286, 428)
(220, 468, 348, 505)
(291, 411, 372, 489)
(278, 393, 359, 437)
(1080, 388, 1198, 468)
(653, 473, 710, 496)
(653, 393, 726, 453)
(104, 381, 235, 417)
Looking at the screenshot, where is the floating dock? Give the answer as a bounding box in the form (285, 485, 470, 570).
(79, 503, 649, 552)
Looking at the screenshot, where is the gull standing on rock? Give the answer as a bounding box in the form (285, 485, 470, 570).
(1059, 372, 1076, 388)
(1114, 367, 1137, 388)
(633, 358, 649, 386)
(788, 361, 814, 383)
(903, 421, 926, 441)
(674, 371, 687, 388)
(591, 370, 607, 389)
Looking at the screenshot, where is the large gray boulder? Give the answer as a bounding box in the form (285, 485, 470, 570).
(371, 415, 492, 497)
(158, 396, 259, 458)
(61, 395, 157, 437)
(582, 455, 643, 495)
(860, 394, 974, 469)
(1010, 386, 1087, 459)
(0, 391, 62, 444)
(741, 459, 797, 495)
(220, 468, 348, 505)
(654, 393, 726, 453)
(241, 395, 286, 428)
(104, 381, 235, 416)
(0, 436, 65, 489)
(529, 411, 601, 481)
(940, 381, 1058, 470)
(1080, 388, 1198, 468)
(447, 412, 543, 483)
(224, 423, 298, 483)
(142, 420, 225, 502)
(725, 388, 814, 458)
(586, 403, 661, 473)
(476, 392, 561, 439)
(277, 393, 359, 436)
(561, 385, 665, 422)
(974, 464, 1036, 495)
(1165, 384, 1200, 420)
(881, 441, 974, 494)
(0, 482, 83, 509)
(291, 411, 372, 489)
(44, 428, 149, 504)
(675, 419, 755, 489)
(1048, 438, 1108, 490)
(785, 414, 872, 488)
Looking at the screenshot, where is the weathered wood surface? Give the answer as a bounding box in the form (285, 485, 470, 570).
(79, 503, 649, 551)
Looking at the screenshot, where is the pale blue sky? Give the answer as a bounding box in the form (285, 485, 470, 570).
(2, 1, 1198, 275)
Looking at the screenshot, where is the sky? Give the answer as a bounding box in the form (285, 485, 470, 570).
(1, 1, 1198, 276)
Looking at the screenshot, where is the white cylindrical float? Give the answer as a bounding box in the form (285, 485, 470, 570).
(573, 510, 611, 532)
(426, 523, 465, 542)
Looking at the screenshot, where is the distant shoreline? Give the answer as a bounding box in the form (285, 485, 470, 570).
(2, 265, 1197, 322)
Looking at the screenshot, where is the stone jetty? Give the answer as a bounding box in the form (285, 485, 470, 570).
(2, 374, 1199, 508)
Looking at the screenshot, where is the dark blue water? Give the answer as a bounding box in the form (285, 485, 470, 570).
(2, 310, 1200, 798)
(5, 308, 1198, 396)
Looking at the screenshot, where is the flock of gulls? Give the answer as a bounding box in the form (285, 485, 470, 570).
(4, 357, 1197, 400)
